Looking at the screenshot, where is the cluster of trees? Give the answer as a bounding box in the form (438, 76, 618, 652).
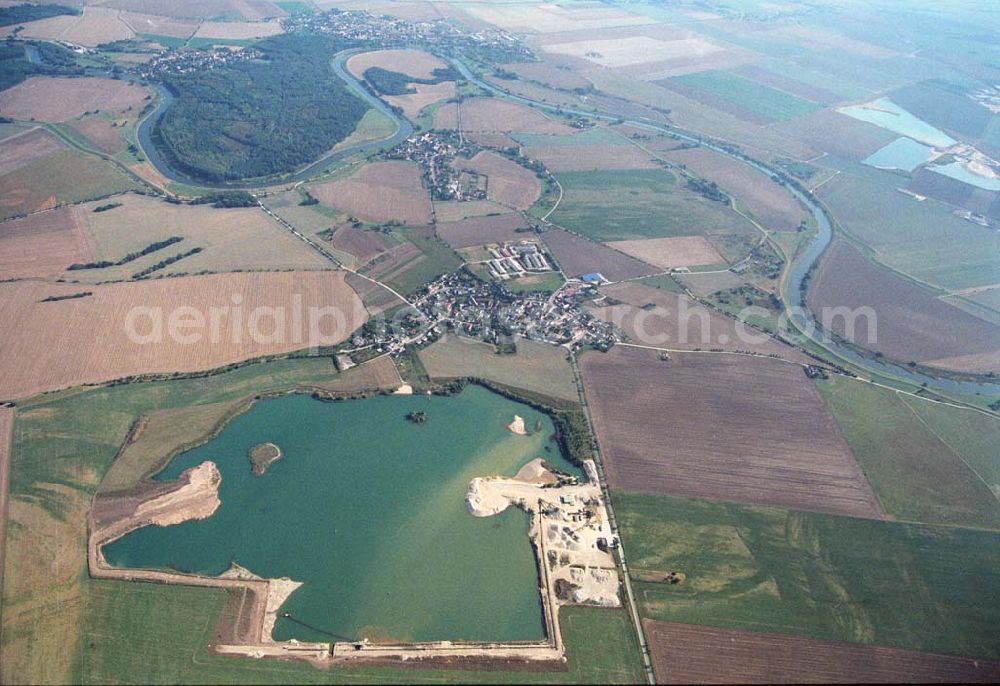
(0, 4, 78, 27)
(686, 177, 729, 203)
(68, 237, 185, 271)
(0, 39, 81, 91)
(191, 191, 257, 208)
(132, 247, 202, 279)
(362, 65, 459, 96)
(153, 34, 369, 182)
(93, 202, 123, 213)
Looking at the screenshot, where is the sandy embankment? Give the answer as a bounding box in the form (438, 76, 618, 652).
(507, 414, 527, 435)
(132, 460, 221, 526)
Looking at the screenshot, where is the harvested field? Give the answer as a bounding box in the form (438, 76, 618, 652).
(67, 117, 125, 154)
(101, 0, 286, 21)
(581, 347, 883, 518)
(732, 64, 843, 106)
(0, 208, 92, 280)
(192, 20, 283, 40)
(436, 213, 530, 250)
(69, 194, 329, 280)
(660, 71, 822, 125)
(0, 128, 64, 176)
(662, 147, 803, 231)
(907, 168, 999, 218)
(0, 271, 366, 400)
(591, 282, 804, 359)
(309, 160, 431, 224)
(462, 3, 653, 33)
(418, 334, 578, 406)
(344, 271, 405, 316)
(543, 36, 723, 69)
(385, 80, 455, 120)
(434, 98, 573, 135)
(362, 241, 421, 279)
(525, 143, 658, 172)
(455, 151, 541, 210)
(0, 77, 150, 123)
(807, 242, 1000, 372)
(542, 229, 657, 281)
(327, 224, 395, 264)
(119, 11, 200, 39)
(432, 199, 512, 222)
(644, 621, 1000, 684)
(605, 236, 723, 270)
(6, 7, 134, 46)
(502, 61, 590, 91)
(774, 109, 896, 161)
(345, 48, 448, 81)
(675, 270, 746, 297)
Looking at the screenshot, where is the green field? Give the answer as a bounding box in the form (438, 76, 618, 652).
(506, 271, 566, 293)
(615, 491, 1000, 660)
(547, 169, 756, 246)
(817, 170, 1000, 290)
(383, 226, 463, 295)
(669, 70, 823, 122)
(1, 357, 642, 683)
(816, 376, 999, 526)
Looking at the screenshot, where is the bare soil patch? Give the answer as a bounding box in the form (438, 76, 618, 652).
(435, 98, 573, 135)
(541, 229, 657, 281)
(0, 272, 366, 400)
(455, 151, 541, 210)
(605, 236, 723, 269)
(662, 147, 803, 231)
(807, 242, 1000, 371)
(310, 161, 431, 224)
(0, 77, 149, 123)
(0, 208, 92, 280)
(644, 620, 1000, 684)
(580, 346, 884, 518)
(437, 213, 530, 250)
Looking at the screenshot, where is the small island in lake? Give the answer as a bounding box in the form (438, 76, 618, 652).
(248, 442, 282, 476)
(406, 410, 427, 424)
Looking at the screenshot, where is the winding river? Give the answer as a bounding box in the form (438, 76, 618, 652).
(135, 46, 998, 395)
(134, 49, 413, 189)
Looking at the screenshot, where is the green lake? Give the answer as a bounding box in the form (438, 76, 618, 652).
(103, 384, 580, 643)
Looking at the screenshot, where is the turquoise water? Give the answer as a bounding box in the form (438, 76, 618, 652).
(838, 98, 956, 148)
(103, 386, 580, 643)
(928, 160, 1000, 191)
(862, 137, 935, 172)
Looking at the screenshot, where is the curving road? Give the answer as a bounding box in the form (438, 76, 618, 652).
(135, 49, 413, 190)
(449, 59, 1000, 396)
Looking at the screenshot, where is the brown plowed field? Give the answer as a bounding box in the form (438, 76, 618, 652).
(0, 77, 150, 123)
(346, 49, 448, 81)
(605, 236, 723, 269)
(0, 208, 92, 280)
(580, 346, 884, 518)
(644, 621, 1000, 684)
(436, 213, 530, 249)
(774, 109, 895, 161)
(662, 147, 804, 231)
(68, 118, 125, 154)
(310, 161, 432, 225)
(455, 151, 541, 210)
(542, 229, 657, 281)
(807, 242, 1000, 372)
(434, 98, 574, 135)
(328, 225, 395, 264)
(590, 282, 807, 359)
(0, 272, 366, 400)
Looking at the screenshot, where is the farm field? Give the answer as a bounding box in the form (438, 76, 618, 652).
(192, 20, 284, 40)
(455, 151, 541, 210)
(4, 7, 134, 46)
(816, 375, 999, 529)
(774, 109, 897, 161)
(67, 117, 126, 154)
(461, 2, 654, 33)
(0, 271, 366, 400)
(581, 346, 883, 518)
(100, 0, 288, 21)
(436, 213, 530, 250)
(377, 225, 462, 295)
(327, 224, 396, 265)
(605, 236, 723, 270)
(660, 147, 803, 231)
(546, 168, 758, 248)
(434, 98, 573, 135)
(807, 242, 1000, 372)
(501, 61, 591, 91)
(432, 199, 513, 222)
(0, 77, 149, 122)
(0, 207, 92, 280)
(643, 621, 1000, 684)
(345, 48, 448, 81)
(816, 172, 1000, 289)
(68, 194, 330, 280)
(310, 160, 432, 224)
(541, 36, 725, 71)
(589, 282, 802, 359)
(418, 334, 579, 406)
(662, 70, 822, 124)
(541, 229, 656, 282)
(615, 491, 1000, 660)
(119, 11, 200, 39)
(517, 128, 659, 172)
(384, 81, 454, 120)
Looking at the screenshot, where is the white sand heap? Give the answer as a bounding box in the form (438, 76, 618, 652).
(134, 460, 221, 527)
(507, 414, 527, 435)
